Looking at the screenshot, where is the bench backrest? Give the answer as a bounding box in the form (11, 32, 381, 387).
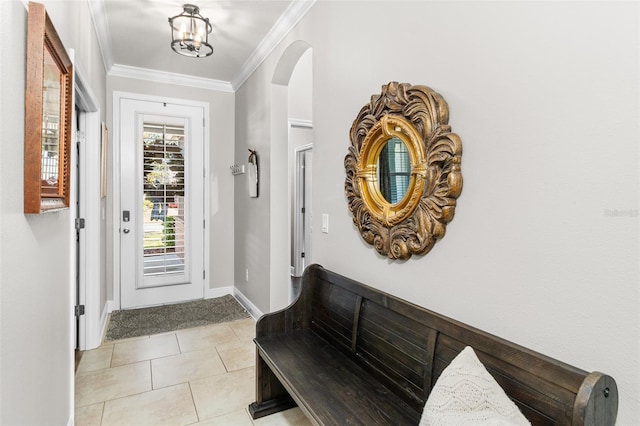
(300, 264, 617, 425)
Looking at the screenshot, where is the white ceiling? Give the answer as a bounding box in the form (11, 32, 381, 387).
(90, 0, 314, 91)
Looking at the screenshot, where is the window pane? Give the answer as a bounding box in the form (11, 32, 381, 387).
(142, 122, 186, 279)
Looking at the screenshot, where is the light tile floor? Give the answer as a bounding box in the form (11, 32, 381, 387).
(75, 317, 312, 426)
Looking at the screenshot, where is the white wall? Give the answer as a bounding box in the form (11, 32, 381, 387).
(234, 65, 272, 311)
(106, 76, 236, 299)
(237, 42, 313, 312)
(0, 1, 106, 424)
(235, 1, 639, 423)
(288, 49, 313, 122)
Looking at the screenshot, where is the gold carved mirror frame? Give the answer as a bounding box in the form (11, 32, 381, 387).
(344, 82, 463, 260)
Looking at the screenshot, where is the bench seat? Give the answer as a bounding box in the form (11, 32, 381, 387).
(249, 264, 618, 426)
(255, 330, 418, 425)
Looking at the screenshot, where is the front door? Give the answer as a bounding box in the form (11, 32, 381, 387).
(119, 98, 205, 309)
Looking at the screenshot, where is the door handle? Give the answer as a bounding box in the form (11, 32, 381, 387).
(123, 228, 130, 234)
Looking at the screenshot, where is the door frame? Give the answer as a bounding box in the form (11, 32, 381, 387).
(291, 139, 313, 278)
(75, 109, 102, 351)
(112, 91, 210, 310)
(72, 50, 103, 351)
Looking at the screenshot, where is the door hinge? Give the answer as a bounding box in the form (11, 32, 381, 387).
(301, 207, 305, 213)
(203, 219, 206, 228)
(75, 218, 85, 230)
(203, 270, 206, 279)
(301, 252, 305, 258)
(75, 305, 85, 317)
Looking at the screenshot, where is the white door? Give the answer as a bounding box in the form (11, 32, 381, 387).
(119, 98, 205, 309)
(301, 149, 313, 267)
(292, 143, 313, 277)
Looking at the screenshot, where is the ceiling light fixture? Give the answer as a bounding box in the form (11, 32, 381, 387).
(168, 4, 213, 58)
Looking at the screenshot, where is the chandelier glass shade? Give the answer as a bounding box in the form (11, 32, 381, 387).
(168, 4, 213, 58)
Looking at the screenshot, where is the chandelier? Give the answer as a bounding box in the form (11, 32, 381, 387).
(168, 4, 213, 58)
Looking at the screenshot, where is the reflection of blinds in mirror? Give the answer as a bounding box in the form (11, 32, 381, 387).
(142, 122, 186, 278)
(380, 138, 410, 204)
(41, 47, 61, 192)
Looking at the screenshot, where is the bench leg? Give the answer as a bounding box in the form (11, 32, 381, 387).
(248, 351, 297, 419)
(249, 396, 297, 419)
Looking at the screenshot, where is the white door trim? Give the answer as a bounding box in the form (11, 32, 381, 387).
(72, 49, 104, 351)
(77, 111, 102, 349)
(288, 119, 313, 277)
(112, 91, 210, 310)
(292, 142, 313, 278)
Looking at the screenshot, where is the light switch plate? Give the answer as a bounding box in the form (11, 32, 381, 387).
(322, 214, 329, 233)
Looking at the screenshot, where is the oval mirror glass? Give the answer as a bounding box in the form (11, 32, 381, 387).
(377, 137, 411, 204)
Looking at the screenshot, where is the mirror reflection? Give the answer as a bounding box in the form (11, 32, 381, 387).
(378, 137, 410, 204)
(41, 44, 61, 196)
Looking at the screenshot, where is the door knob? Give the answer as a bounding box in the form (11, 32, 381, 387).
(123, 228, 130, 234)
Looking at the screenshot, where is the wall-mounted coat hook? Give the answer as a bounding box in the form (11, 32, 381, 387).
(230, 164, 245, 175)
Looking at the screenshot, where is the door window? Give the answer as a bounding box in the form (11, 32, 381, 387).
(142, 123, 186, 280)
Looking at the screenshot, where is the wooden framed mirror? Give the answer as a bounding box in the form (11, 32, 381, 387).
(344, 82, 463, 260)
(24, 2, 73, 213)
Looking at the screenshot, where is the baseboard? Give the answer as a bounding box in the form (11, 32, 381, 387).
(205, 286, 233, 299)
(233, 288, 264, 320)
(97, 301, 113, 346)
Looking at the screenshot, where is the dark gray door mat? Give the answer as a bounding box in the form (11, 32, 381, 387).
(104, 294, 250, 341)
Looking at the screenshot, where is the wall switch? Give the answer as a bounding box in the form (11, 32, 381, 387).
(245, 268, 249, 282)
(322, 214, 329, 233)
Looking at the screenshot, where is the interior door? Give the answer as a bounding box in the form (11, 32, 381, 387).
(292, 142, 313, 277)
(74, 106, 82, 350)
(119, 98, 205, 309)
(302, 150, 313, 267)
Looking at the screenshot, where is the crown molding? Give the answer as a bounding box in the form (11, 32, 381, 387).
(109, 64, 234, 93)
(87, 0, 315, 92)
(231, 0, 316, 91)
(87, 0, 114, 72)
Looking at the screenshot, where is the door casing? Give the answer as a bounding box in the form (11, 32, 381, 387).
(112, 91, 210, 310)
(73, 48, 103, 351)
(292, 143, 313, 278)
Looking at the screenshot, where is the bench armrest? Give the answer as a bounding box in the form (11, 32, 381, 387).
(255, 264, 320, 338)
(573, 372, 618, 426)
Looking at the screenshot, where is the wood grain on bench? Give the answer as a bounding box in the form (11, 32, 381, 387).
(249, 264, 618, 425)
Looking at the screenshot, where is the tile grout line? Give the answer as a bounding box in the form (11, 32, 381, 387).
(108, 343, 114, 369)
(187, 381, 200, 424)
(76, 363, 154, 411)
(215, 344, 230, 373)
(176, 330, 184, 354)
(99, 401, 106, 426)
(149, 353, 155, 390)
(76, 318, 259, 424)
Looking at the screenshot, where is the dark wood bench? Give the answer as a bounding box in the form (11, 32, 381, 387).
(249, 264, 618, 425)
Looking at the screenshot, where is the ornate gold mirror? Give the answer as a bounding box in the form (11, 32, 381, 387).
(344, 82, 463, 260)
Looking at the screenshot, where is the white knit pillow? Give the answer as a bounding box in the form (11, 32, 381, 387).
(420, 346, 531, 426)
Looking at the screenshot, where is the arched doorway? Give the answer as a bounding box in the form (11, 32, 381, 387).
(269, 41, 312, 310)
